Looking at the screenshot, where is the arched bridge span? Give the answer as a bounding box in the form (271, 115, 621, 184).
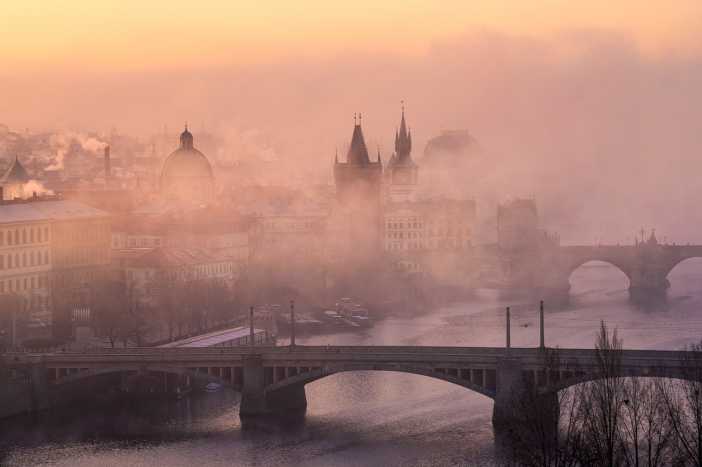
(5, 345, 695, 423)
(548, 244, 702, 300)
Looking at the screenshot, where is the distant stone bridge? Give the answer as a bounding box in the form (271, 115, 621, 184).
(3, 345, 697, 429)
(480, 236, 702, 302)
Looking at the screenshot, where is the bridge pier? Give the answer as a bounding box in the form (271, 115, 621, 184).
(240, 355, 307, 418)
(492, 357, 559, 446)
(629, 280, 669, 305)
(29, 364, 50, 413)
(492, 358, 524, 432)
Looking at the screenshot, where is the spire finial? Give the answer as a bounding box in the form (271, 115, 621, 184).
(185, 121, 188, 131)
(354, 113, 357, 125)
(358, 113, 362, 126)
(401, 99, 405, 116)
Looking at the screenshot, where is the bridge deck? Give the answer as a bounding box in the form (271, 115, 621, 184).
(3, 346, 690, 371)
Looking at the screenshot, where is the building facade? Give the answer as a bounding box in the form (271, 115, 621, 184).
(0, 205, 52, 328)
(384, 199, 477, 275)
(125, 247, 238, 307)
(0, 199, 111, 334)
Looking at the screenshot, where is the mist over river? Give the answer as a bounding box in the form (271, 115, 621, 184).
(3, 261, 702, 466)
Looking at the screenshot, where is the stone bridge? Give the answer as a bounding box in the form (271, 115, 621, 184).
(481, 235, 702, 302)
(3, 345, 695, 428)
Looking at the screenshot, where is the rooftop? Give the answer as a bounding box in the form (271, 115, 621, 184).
(128, 246, 232, 269)
(0, 199, 110, 224)
(158, 326, 266, 348)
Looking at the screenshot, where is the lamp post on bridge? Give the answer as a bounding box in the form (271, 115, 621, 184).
(539, 300, 545, 349)
(249, 306, 254, 348)
(290, 300, 296, 347)
(505, 306, 511, 352)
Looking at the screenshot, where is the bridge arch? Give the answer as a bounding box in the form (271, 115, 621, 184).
(265, 365, 497, 399)
(51, 365, 233, 389)
(665, 256, 702, 286)
(566, 259, 631, 296)
(542, 368, 696, 394)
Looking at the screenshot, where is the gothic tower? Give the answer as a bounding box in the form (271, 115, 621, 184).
(332, 115, 384, 258)
(386, 104, 418, 202)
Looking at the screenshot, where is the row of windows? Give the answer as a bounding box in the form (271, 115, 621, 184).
(129, 262, 235, 283)
(386, 229, 471, 239)
(385, 240, 472, 251)
(0, 273, 49, 294)
(0, 226, 49, 247)
(0, 249, 50, 270)
(54, 248, 107, 267)
(386, 222, 471, 231)
(55, 223, 109, 244)
(263, 221, 318, 232)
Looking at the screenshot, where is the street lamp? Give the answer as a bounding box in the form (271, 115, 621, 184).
(290, 300, 296, 347)
(249, 306, 254, 348)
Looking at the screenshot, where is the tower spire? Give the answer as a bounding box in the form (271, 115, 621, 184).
(395, 102, 412, 160)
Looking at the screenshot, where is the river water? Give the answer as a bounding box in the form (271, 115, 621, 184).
(3, 261, 702, 466)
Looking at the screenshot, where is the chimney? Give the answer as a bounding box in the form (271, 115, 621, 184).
(104, 145, 112, 185)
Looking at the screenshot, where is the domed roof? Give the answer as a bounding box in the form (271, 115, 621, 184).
(161, 126, 213, 183)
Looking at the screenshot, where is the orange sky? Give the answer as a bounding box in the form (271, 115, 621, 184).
(3, 0, 702, 71)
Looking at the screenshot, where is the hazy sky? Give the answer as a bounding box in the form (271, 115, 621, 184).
(2, 2, 702, 243)
(3, 1, 702, 71)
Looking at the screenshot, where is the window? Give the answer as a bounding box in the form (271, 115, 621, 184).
(0, 231, 3, 246)
(30, 228, 34, 243)
(22, 229, 27, 244)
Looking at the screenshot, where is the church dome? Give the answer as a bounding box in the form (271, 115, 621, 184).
(160, 126, 214, 203)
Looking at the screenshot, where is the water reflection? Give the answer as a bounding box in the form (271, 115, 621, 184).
(3, 263, 702, 466)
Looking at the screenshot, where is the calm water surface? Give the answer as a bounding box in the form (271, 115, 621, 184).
(3, 261, 702, 466)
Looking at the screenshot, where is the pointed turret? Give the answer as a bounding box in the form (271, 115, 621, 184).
(394, 104, 412, 161)
(1, 155, 30, 185)
(346, 120, 371, 165)
(647, 229, 659, 246)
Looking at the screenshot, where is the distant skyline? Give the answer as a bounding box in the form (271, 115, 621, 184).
(2, 2, 702, 244)
(3, 1, 702, 72)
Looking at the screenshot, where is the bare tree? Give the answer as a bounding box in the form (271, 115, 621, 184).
(92, 279, 133, 348)
(659, 341, 702, 467)
(621, 377, 674, 467)
(576, 321, 626, 467)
